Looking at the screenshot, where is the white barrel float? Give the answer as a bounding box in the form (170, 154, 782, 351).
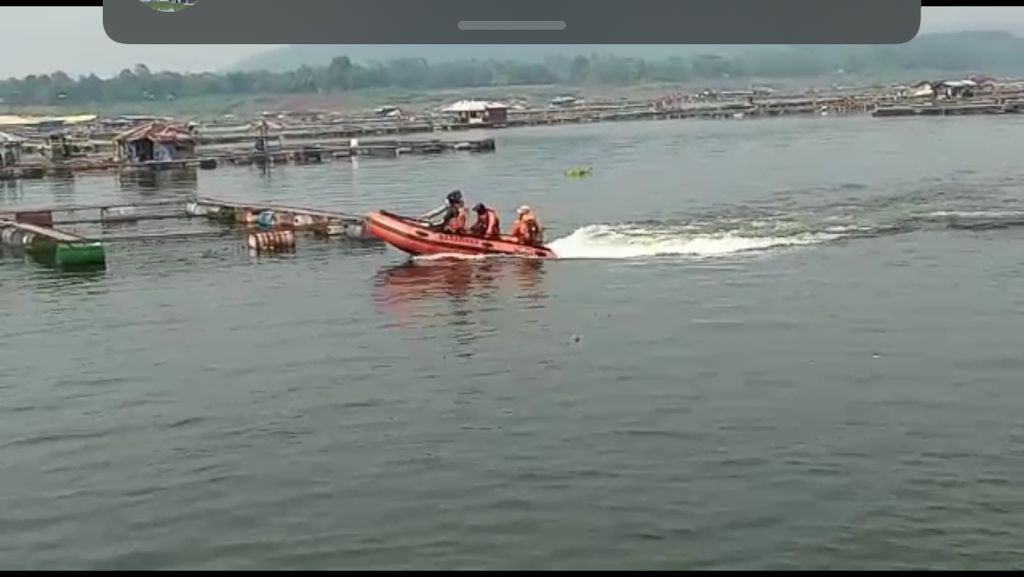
(1, 227, 35, 247)
(344, 222, 368, 239)
(100, 206, 137, 222)
(247, 230, 296, 252)
(185, 201, 211, 217)
(292, 214, 315, 228)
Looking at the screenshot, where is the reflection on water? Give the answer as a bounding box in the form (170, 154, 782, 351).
(374, 257, 548, 303)
(117, 168, 198, 195)
(29, 266, 108, 289)
(372, 258, 550, 346)
(45, 174, 77, 205)
(254, 159, 273, 178)
(1, 257, 109, 289)
(512, 258, 549, 305)
(0, 179, 25, 204)
(1, 237, 109, 279)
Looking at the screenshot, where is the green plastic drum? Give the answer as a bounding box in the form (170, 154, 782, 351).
(54, 242, 106, 267)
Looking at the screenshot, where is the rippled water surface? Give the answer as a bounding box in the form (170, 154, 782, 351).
(3, 117, 1024, 569)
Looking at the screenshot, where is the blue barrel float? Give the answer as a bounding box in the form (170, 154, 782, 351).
(257, 210, 275, 229)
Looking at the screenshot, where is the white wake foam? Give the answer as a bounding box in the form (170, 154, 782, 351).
(925, 210, 1024, 219)
(547, 224, 839, 260)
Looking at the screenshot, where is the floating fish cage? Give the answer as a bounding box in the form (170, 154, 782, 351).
(0, 195, 380, 272)
(186, 197, 371, 240)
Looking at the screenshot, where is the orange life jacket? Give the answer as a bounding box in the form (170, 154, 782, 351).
(513, 213, 542, 245)
(445, 206, 468, 233)
(473, 208, 500, 238)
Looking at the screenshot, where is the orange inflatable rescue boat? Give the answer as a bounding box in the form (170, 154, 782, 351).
(366, 210, 557, 258)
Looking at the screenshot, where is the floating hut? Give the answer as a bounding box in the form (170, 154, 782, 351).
(113, 121, 197, 163)
(937, 79, 978, 99)
(900, 79, 980, 101)
(441, 100, 509, 128)
(0, 131, 24, 167)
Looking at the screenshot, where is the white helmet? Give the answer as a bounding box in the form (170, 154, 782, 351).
(517, 205, 531, 215)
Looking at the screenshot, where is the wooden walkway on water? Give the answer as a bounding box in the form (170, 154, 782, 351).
(871, 99, 1024, 117)
(0, 193, 388, 271)
(0, 137, 497, 180)
(6, 83, 1024, 183)
(187, 196, 372, 239)
(0, 195, 376, 243)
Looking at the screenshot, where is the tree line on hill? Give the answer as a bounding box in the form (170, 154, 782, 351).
(1, 32, 1022, 106)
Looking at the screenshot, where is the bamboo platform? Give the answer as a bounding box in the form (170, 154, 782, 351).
(0, 194, 386, 271)
(872, 100, 1024, 117)
(0, 137, 497, 180)
(187, 196, 373, 240)
(1, 196, 376, 241)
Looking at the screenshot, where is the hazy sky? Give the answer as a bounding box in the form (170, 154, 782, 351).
(0, 7, 277, 78)
(0, 6, 1020, 78)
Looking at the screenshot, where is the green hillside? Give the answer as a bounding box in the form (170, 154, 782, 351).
(226, 32, 1024, 77)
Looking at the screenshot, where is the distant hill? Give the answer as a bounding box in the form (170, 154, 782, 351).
(227, 45, 750, 72)
(6, 31, 1024, 111)
(226, 32, 1024, 78)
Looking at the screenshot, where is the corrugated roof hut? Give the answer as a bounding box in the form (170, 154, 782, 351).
(113, 121, 196, 163)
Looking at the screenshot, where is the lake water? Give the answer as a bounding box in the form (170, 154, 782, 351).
(3, 116, 1024, 569)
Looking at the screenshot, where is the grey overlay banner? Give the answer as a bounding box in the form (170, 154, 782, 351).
(106, 0, 921, 45)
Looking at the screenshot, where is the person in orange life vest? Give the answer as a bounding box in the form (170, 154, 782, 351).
(420, 189, 468, 233)
(469, 203, 501, 239)
(443, 201, 468, 234)
(510, 205, 543, 245)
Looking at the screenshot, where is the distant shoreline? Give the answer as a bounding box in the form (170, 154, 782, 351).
(3, 29, 1024, 114)
(2, 74, 1022, 120)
